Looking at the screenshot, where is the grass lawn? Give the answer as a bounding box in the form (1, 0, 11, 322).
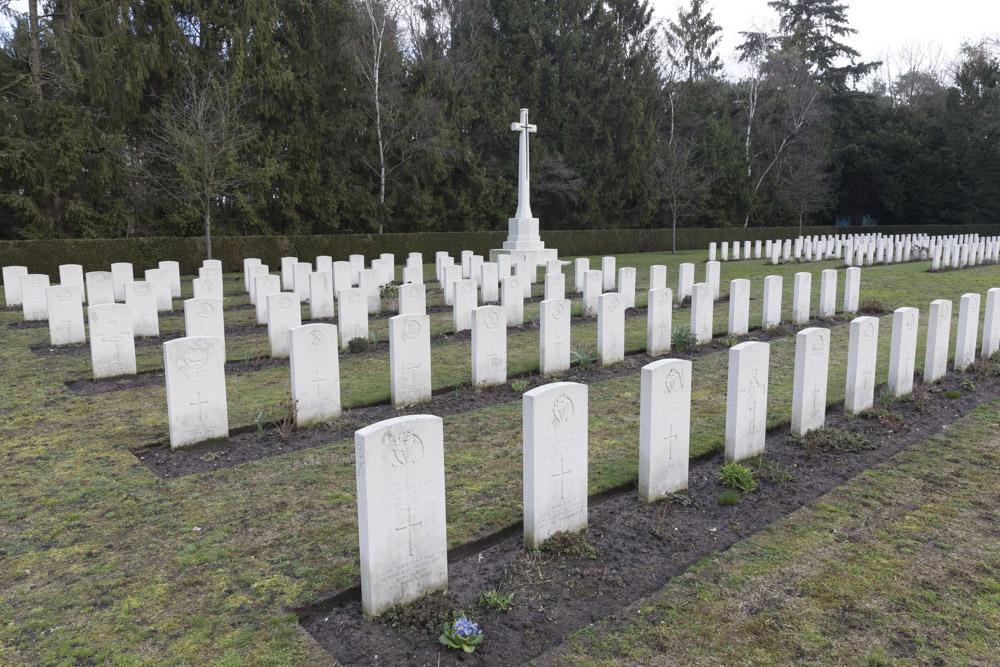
(2, 249, 999, 664)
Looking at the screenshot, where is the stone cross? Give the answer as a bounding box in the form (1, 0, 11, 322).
(511, 108, 537, 220)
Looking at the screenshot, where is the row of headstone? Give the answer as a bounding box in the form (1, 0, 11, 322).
(3, 262, 183, 313)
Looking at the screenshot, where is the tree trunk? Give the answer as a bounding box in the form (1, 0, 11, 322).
(672, 206, 678, 254)
(28, 0, 43, 101)
(204, 205, 213, 260)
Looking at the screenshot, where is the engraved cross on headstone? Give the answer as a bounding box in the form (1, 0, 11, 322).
(552, 457, 571, 500)
(487, 346, 501, 368)
(396, 506, 422, 558)
(405, 358, 420, 383)
(190, 392, 209, 421)
(810, 379, 823, 415)
(311, 370, 326, 396)
(664, 423, 678, 459)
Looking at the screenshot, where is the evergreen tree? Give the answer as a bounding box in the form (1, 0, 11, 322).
(664, 0, 722, 83)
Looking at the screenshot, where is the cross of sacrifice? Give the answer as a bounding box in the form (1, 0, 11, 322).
(552, 457, 571, 500)
(396, 506, 422, 558)
(310, 370, 326, 396)
(510, 108, 537, 220)
(190, 392, 209, 421)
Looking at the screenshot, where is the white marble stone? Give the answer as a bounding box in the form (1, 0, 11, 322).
(402, 265, 422, 286)
(315, 255, 332, 276)
(349, 254, 365, 286)
(582, 270, 602, 317)
(690, 282, 712, 345)
(721, 241, 729, 261)
(544, 272, 565, 301)
(266, 292, 302, 359)
(647, 287, 672, 356)
(89, 303, 136, 379)
(523, 382, 588, 549)
(399, 282, 426, 316)
(85, 271, 115, 307)
(888, 307, 919, 396)
(954, 292, 981, 371)
(480, 262, 499, 303)
(289, 323, 342, 427)
(389, 313, 432, 408)
(124, 281, 160, 337)
(193, 277, 223, 301)
(20, 273, 50, 321)
(159, 261, 182, 299)
(843, 267, 861, 314)
(203, 259, 223, 275)
(379, 253, 395, 284)
(924, 299, 952, 383)
(355, 414, 448, 619)
(254, 274, 281, 325)
(546, 259, 563, 276)
(708, 242, 717, 261)
(792, 272, 811, 324)
(59, 264, 85, 303)
(728, 278, 750, 336)
(280, 256, 298, 290)
(845, 316, 879, 415)
(573, 258, 589, 293)
(597, 293, 626, 366)
(540, 298, 571, 376)
(453, 279, 476, 333)
(649, 265, 667, 291)
(724, 341, 770, 462)
(3, 265, 28, 306)
(360, 268, 381, 316)
(981, 288, 1000, 358)
(818, 269, 837, 318)
(371, 258, 388, 287)
(469, 256, 483, 288)
(705, 261, 720, 300)
(618, 267, 636, 308)
(601, 257, 616, 291)
(242, 258, 262, 294)
(501, 276, 524, 327)
(461, 250, 474, 279)
(496, 254, 512, 280)
(247, 264, 268, 306)
(163, 335, 228, 451)
(309, 271, 335, 320)
(110, 262, 133, 302)
(437, 256, 455, 286)
(639, 359, 691, 503)
(144, 269, 172, 312)
(293, 262, 312, 302)
(732, 242, 740, 260)
(198, 265, 222, 281)
(337, 287, 369, 348)
(791, 327, 830, 436)
(515, 260, 533, 298)
(333, 261, 352, 294)
(761, 275, 782, 330)
(754, 240, 761, 258)
(471, 306, 507, 388)
(184, 297, 225, 341)
(46, 285, 85, 345)
(678, 263, 694, 304)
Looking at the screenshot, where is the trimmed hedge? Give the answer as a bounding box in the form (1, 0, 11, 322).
(3, 225, 1000, 281)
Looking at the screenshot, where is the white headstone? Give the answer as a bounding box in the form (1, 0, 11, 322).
(469, 256, 483, 288)
(981, 288, 1000, 358)
(888, 307, 920, 397)
(721, 241, 729, 261)
(399, 282, 426, 316)
(379, 253, 395, 284)
(843, 267, 861, 314)
(158, 261, 182, 299)
(618, 267, 636, 308)
(708, 242, 717, 261)
(266, 292, 302, 359)
(389, 313, 432, 408)
(639, 359, 691, 503)
(360, 269, 381, 315)
(355, 414, 448, 619)
(678, 263, 694, 304)
(546, 259, 562, 276)
(728, 278, 750, 336)
(338, 288, 369, 348)
(144, 269, 172, 312)
(243, 258, 262, 293)
(725, 341, 769, 463)
(293, 262, 312, 302)
(289, 323, 342, 427)
(89, 303, 136, 379)
(199, 265, 222, 281)
(59, 264, 86, 303)
(818, 269, 837, 318)
(46, 285, 85, 345)
(573, 258, 589, 293)
(845, 316, 879, 416)
(20, 274, 50, 321)
(496, 254, 512, 280)
(280, 256, 298, 290)
(597, 292, 625, 366)
(540, 298, 571, 376)
(471, 306, 507, 388)
(705, 261, 720, 300)
(480, 262, 499, 303)
(248, 264, 268, 306)
(193, 277, 223, 301)
(523, 382, 588, 549)
(349, 254, 365, 286)
(501, 275, 524, 327)
(601, 257, 616, 291)
(582, 270, 602, 317)
(791, 327, 830, 436)
(3, 265, 28, 306)
(254, 274, 281, 325)
(649, 265, 667, 291)
(924, 299, 952, 383)
(461, 250, 473, 279)
(954, 292, 981, 371)
(163, 336, 228, 449)
(515, 260, 533, 298)
(647, 287, 672, 356)
(690, 282, 712, 345)
(792, 272, 811, 324)
(453, 279, 476, 333)
(309, 271, 335, 320)
(732, 242, 740, 260)
(442, 264, 460, 306)
(203, 259, 223, 274)
(762, 275, 782, 330)
(333, 261, 352, 294)
(184, 297, 225, 341)
(544, 272, 565, 301)
(110, 262, 134, 302)
(124, 281, 160, 338)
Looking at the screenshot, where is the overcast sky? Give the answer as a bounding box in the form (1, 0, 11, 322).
(652, 0, 1000, 76)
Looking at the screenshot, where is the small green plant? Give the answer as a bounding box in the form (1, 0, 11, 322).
(510, 379, 530, 392)
(667, 492, 692, 507)
(241, 345, 259, 366)
(749, 455, 793, 483)
(718, 335, 740, 347)
(877, 382, 894, 407)
(348, 337, 369, 353)
(796, 428, 876, 454)
(439, 617, 483, 653)
(277, 394, 296, 442)
(571, 345, 597, 371)
(960, 379, 976, 392)
(380, 283, 399, 311)
(540, 531, 600, 560)
(718, 462, 757, 493)
(254, 410, 268, 438)
(719, 489, 740, 506)
(672, 325, 693, 351)
(368, 328, 384, 345)
(857, 297, 887, 315)
(945, 390, 962, 399)
(478, 589, 515, 612)
(858, 408, 905, 428)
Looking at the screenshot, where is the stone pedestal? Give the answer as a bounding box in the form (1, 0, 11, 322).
(490, 217, 558, 268)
